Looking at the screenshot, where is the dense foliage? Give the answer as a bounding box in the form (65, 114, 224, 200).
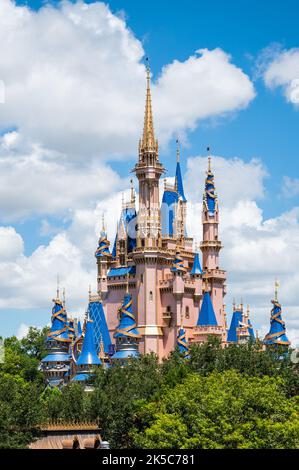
(0, 331, 298, 448)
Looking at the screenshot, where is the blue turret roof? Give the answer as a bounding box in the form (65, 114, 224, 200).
(190, 252, 203, 275)
(47, 298, 71, 343)
(88, 298, 112, 354)
(227, 309, 243, 342)
(177, 327, 190, 358)
(197, 292, 218, 326)
(95, 230, 111, 258)
(171, 250, 186, 273)
(77, 320, 82, 337)
(114, 293, 140, 339)
(161, 188, 178, 237)
(76, 321, 102, 366)
(175, 161, 187, 202)
(205, 167, 216, 215)
(264, 300, 290, 346)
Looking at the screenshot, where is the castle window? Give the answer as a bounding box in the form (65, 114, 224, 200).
(185, 306, 190, 319)
(140, 274, 143, 283)
(167, 305, 171, 312)
(149, 291, 153, 302)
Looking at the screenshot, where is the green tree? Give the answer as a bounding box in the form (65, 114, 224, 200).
(131, 370, 299, 449)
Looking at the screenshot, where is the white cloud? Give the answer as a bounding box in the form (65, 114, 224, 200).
(0, 130, 123, 221)
(261, 47, 299, 107)
(0, 0, 255, 161)
(0, 226, 24, 261)
(282, 176, 299, 198)
(16, 323, 30, 340)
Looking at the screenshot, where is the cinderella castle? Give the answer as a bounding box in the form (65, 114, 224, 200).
(40, 66, 291, 387)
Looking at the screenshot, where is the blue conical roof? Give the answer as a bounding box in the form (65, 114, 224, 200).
(190, 252, 202, 275)
(205, 169, 216, 214)
(175, 161, 187, 202)
(47, 299, 71, 343)
(177, 327, 190, 358)
(77, 320, 82, 337)
(227, 309, 243, 342)
(95, 230, 111, 258)
(88, 299, 112, 354)
(76, 321, 102, 366)
(264, 300, 290, 346)
(197, 292, 218, 326)
(114, 293, 140, 339)
(161, 188, 178, 237)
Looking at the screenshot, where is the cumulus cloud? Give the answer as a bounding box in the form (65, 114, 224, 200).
(260, 46, 299, 107)
(0, 0, 255, 161)
(0, 130, 124, 221)
(282, 176, 299, 198)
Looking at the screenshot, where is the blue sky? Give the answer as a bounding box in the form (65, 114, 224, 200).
(1, 0, 298, 340)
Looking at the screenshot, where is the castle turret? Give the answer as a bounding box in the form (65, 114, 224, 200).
(95, 215, 111, 297)
(177, 320, 190, 359)
(72, 320, 102, 385)
(200, 150, 226, 328)
(174, 140, 187, 241)
(112, 291, 140, 362)
(264, 282, 290, 348)
(192, 289, 223, 343)
(88, 291, 112, 357)
(41, 290, 72, 387)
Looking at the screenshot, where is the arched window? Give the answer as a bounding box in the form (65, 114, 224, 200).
(185, 306, 190, 319)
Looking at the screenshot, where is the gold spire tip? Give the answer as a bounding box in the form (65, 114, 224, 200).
(274, 279, 280, 301)
(56, 274, 60, 299)
(176, 138, 180, 163)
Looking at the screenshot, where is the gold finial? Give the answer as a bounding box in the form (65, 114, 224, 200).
(88, 284, 92, 301)
(99, 333, 105, 361)
(240, 298, 243, 310)
(121, 192, 125, 210)
(56, 274, 60, 299)
(63, 287, 66, 308)
(207, 146, 211, 172)
(176, 138, 180, 163)
(274, 279, 280, 301)
(180, 310, 184, 329)
(233, 298, 236, 310)
(130, 179, 135, 204)
(164, 178, 167, 190)
(141, 57, 156, 153)
(101, 213, 106, 233)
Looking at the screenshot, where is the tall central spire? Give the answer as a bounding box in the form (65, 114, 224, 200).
(140, 62, 157, 155)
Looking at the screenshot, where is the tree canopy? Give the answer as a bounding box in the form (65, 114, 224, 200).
(0, 330, 298, 449)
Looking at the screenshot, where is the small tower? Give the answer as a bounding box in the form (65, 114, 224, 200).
(112, 290, 141, 363)
(88, 290, 112, 357)
(177, 314, 190, 358)
(192, 288, 223, 343)
(200, 149, 226, 329)
(227, 304, 243, 343)
(174, 139, 187, 241)
(72, 320, 102, 387)
(41, 289, 72, 387)
(264, 282, 290, 348)
(95, 215, 111, 298)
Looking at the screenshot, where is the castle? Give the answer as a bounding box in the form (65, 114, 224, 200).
(40, 66, 290, 387)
